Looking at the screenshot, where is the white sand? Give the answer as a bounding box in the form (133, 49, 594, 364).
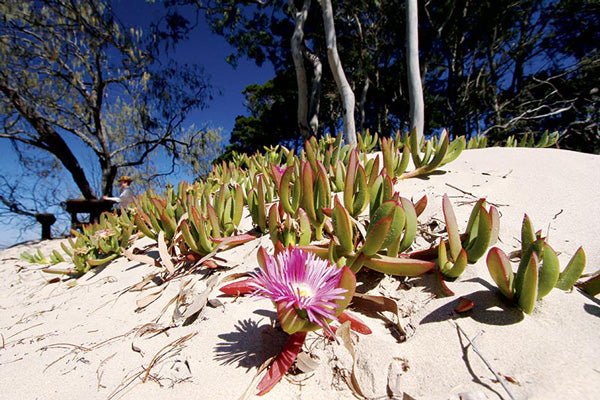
(1, 147, 598, 400)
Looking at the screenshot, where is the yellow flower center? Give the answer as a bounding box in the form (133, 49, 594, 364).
(293, 282, 314, 299)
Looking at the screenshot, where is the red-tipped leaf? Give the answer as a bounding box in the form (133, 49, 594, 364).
(257, 332, 308, 395)
(338, 311, 372, 335)
(219, 278, 256, 296)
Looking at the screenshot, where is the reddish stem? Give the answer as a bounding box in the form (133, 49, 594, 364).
(256, 331, 307, 396)
(435, 267, 455, 297)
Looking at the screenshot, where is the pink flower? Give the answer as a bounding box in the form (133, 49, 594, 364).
(251, 247, 355, 334)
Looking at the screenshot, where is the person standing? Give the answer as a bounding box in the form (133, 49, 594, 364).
(102, 175, 135, 208)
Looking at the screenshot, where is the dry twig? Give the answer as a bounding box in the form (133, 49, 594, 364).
(454, 322, 516, 400)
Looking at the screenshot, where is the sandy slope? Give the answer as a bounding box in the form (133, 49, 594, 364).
(0, 147, 598, 400)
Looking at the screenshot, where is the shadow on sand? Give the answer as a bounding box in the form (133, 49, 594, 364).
(213, 311, 287, 371)
(421, 277, 524, 326)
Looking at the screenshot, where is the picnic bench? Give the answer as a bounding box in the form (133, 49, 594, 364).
(35, 213, 57, 240)
(65, 199, 116, 232)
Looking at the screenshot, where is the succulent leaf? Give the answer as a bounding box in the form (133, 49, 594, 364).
(465, 206, 492, 263)
(343, 150, 358, 213)
(444, 249, 468, 278)
(443, 135, 466, 165)
(362, 254, 435, 276)
(518, 252, 539, 314)
(333, 266, 356, 316)
(442, 194, 462, 260)
(521, 214, 536, 254)
(398, 197, 417, 252)
(414, 195, 428, 217)
(332, 196, 354, 254)
(486, 247, 514, 300)
(301, 161, 317, 222)
(556, 247, 586, 291)
(577, 270, 600, 296)
(465, 198, 486, 238)
(382, 203, 406, 251)
(537, 243, 560, 299)
(489, 205, 500, 246)
(298, 208, 312, 246)
(256, 331, 307, 396)
(361, 216, 392, 256)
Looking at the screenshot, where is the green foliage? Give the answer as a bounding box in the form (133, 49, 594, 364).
(0, 0, 217, 230)
(25, 127, 587, 325)
(218, 75, 300, 160)
(406, 195, 500, 286)
(187, 0, 599, 154)
(59, 212, 135, 275)
(505, 131, 559, 149)
(134, 181, 252, 262)
(486, 215, 587, 314)
(20, 249, 65, 265)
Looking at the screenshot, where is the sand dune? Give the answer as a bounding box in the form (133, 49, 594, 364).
(1, 147, 598, 400)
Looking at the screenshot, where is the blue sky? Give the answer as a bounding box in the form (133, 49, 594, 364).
(0, 0, 274, 247)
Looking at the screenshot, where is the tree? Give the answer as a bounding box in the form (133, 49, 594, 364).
(169, 0, 358, 143)
(406, 0, 424, 143)
(318, 0, 357, 146)
(0, 0, 219, 227)
(168, 0, 598, 153)
(220, 72, 301, 159)
(290, 0, 312, 138)
(421, 0, 599, 151)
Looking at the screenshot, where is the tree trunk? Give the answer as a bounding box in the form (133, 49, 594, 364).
(406, 0, 425, 144)
(318, 0, 356, 146)
(100, 162, 118, 197)
(303, 47, 322, 135)
(290, 0, 311, 139)
(0, 80, 96, 199)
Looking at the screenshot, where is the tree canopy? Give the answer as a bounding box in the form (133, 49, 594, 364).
(170, 0, 598, 154)
(0, 0, 220, 226)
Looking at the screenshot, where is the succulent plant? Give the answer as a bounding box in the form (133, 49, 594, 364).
(298, 160, 331, 240)
(367, 167, 394, 219)
(440, 194, 499, 274)
(278, 164, 302, 216)
(343, 149, 369, 218)
(299, 194, 433, 277)
(133, 189, 179, 243)
(246, 176, 267, 234)
(57, 211, 134, 275)
(21, 249, 65, 265)
(218, 246, 369, 396)
(179, 204, 254, 260)
(357, 129, 379, 153)
(380, 135, 410, 178)
(403, 194, 499, 296)
(506, 131, 558, 148)
(267, 204, 312, 247)
(399, 129, 465, 179)
(466, 135, 489, 149)
(486, 214, 586, 314)
(133, 180, 252, 268)
(211, 183, 245, 237)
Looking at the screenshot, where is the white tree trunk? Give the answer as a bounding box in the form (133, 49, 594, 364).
(290, 0, 311, 139)
(303, 47, 322, 135)
(318, 0, 356, 146)
(406, 0, 425, 144)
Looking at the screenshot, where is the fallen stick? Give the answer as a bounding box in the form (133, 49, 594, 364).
(454, 322, 516, 400)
